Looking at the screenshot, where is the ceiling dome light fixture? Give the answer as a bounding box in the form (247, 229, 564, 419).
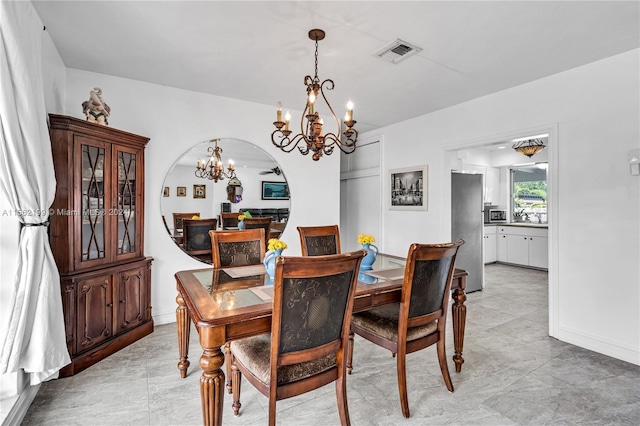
(195, 139, 236, 182)
(271, 29, 358, 161)
(512, 138, 546, 158)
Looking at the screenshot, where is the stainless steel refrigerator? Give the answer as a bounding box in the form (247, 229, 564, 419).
(451, 172, 484, 292)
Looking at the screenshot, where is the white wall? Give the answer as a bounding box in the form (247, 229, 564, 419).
(63, 69, 340, 324)
(355, 49, 640, 365)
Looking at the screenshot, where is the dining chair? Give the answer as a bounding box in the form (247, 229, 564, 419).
(172, 212, 200, 236)
(297, 224, 341, 256)
(209, 227, 267, 394)
(209, 228, 266, 269)
(181, 218, 217, 263)
(243, 217, 272, 248)
(268, 221, 286, 240)
(229, 249, 367, 426)
(220, 212, 240, 229)
(348, 239, 465, 418)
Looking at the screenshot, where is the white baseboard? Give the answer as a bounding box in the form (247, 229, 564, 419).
(556, 325, 640, 366)
(1, 383, 40, 426)
(153, 310, 177, 326)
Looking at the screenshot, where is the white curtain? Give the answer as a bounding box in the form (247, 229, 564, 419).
(0, 1, 70, 384)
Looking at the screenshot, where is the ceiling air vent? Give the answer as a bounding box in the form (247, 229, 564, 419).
(374, 39, 422, 64)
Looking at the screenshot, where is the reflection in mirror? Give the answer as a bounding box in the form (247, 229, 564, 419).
(226, 176, 243, 203)
(161, 138, 290, 263)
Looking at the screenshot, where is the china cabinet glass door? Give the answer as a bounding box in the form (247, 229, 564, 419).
(81, 143, 107, 262)
(116, 150, 136, 255)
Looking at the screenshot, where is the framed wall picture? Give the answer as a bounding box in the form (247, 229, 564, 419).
(261, 181, 289, 200)
(163, 186, 170, 197)
(193, 184, 206, 199)
(389, 165, 428, 210)
(177, 186, 186, 197)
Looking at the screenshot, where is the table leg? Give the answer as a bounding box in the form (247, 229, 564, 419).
(199, 329, 226, 426)
(176, 293, 191, 378)
(451, 287, 467, 373)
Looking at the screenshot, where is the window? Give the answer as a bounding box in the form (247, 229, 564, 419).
(510, 163, 547, 223)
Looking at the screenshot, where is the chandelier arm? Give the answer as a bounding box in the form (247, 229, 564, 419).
(318, 79, 341, 134)
(271, 131, 310, 155)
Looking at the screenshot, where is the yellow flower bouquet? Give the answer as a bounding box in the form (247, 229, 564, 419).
(358, 234, 375, 245)
(237, 214, 246, 221)
(268, 238, 288, 251)
(191, 215, 200, 220)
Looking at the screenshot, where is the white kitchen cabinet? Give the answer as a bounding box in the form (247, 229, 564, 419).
(528, 236, 549, 269)
(496, 226, 548, 269)
(485, 167, 500, 204)
(483, 225, 497, 264)
(497, 232, 508, 262)
(507, 234, 529, 265)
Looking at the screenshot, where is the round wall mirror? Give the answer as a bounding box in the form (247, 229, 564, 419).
(161, 138, 290, 263)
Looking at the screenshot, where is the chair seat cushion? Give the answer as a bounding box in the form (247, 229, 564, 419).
(351, 303, 437, 342)
(231, 334, 336, 386)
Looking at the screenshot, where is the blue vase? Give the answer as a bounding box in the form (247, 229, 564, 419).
(238, 220, 244, 230)
(360, 244, 378, 270)
(263, 249, 283, 283)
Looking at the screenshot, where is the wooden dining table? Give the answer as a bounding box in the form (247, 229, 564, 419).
(175, 253, 469, 426)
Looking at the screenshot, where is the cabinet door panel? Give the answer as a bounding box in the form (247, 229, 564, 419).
(497, 234, 508, 262)
(507, 234, 529, 265)
(113, 146, 143, 261)
(484, 233, 497, 264)
(75, 137, 112, 270)
(529, 237, 548, 269)
(117, 266, 146, 333)
(77, 275, 113, 354)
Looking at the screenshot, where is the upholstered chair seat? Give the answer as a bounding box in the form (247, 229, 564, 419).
(350, 304, 438, 342)
(231, 335, 337, 386)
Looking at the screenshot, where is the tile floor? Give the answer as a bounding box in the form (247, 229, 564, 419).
(22, 264, 640, 425)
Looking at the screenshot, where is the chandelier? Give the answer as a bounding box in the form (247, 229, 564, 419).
(195, 139, 236, 182)
(271, 29, 358, 161)
(513, 138, 546, 158)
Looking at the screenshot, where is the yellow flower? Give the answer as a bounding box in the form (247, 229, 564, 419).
(191, 215, 200, 220)
(237, 214, 246, 221)
(358, 234, 375, 245)
(268, 238, 288, 251)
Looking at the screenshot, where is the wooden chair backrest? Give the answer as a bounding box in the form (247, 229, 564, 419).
(399, 239, 464, 332)
(173, 212, 200, 235)
(269, 250, 366, 397)
(209, 228, 266, 268)
(297, 225, 341, 256)
(182, 219, 217, 258)
(220, 212, 240, 229)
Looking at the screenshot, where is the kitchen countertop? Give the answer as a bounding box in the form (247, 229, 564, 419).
(484, 222, 548, 228)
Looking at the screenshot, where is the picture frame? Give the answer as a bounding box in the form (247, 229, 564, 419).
(193, 184, 206, 199)
(261, 181, 289, 200)
(177, 186, 186, 197)
(389, 165, 428, 210)
(163, 186, 170, 197)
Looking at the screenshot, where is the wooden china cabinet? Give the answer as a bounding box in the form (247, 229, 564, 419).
(48, 114, 153, 376)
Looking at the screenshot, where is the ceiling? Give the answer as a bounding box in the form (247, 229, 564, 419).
(33, 1, 639, 134)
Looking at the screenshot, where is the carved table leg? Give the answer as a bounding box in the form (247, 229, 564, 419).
(176, 293, 191, 378)
(451, 287, 467, 373)
(200, 328, 226, 426)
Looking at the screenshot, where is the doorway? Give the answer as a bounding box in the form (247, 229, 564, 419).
(443, 124, 557, 336)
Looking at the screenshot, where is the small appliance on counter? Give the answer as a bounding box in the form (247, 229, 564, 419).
(484, 205, 507, 223)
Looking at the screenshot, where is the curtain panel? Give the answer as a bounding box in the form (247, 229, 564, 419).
(0, 1, 70, 384)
